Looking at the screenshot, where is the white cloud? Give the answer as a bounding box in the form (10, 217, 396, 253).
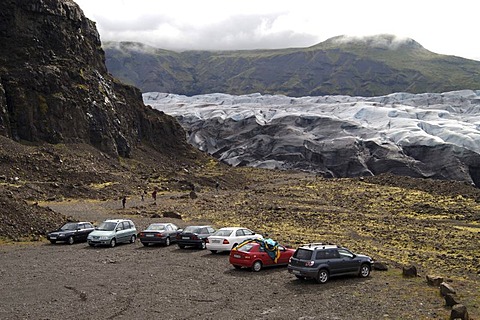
(75, 0, 480, 60)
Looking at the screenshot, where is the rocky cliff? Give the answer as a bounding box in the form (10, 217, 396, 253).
(0, 0, 189, 157)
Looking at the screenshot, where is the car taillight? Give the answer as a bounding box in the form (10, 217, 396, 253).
(305, 261, 314, 267)
(139, 233, 144, 237)
(192, 234, 199, 240)
(156, 233, 164, 237)
(222, 239, 230, 244)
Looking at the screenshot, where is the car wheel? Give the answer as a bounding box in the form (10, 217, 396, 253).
(233, 265, 242, 270)
(130, 235, 136, 244)
(210, 250, 217, 254)
(67, 236, 74, 245)
(165, 237, 170, 246)
(141, 242, 149, 247)
(316, 269, 329, 284)
(110, 238, 116, 248)
(252, 261, 263, 272)
(178, 244, 185, 249)
(49, 240, 56, 244)
(199, 241, 206, 250)
(359, 264, 371, 278)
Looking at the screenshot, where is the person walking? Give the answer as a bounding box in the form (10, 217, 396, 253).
(122, 196, 127, 209)
(152, 190, 157, 205)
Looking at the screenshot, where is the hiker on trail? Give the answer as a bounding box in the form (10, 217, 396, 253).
(141, 190, 147, 201)
(122, 196, 126, 209)
(215, 181, 220, 192)
(152, 190, 157, 204)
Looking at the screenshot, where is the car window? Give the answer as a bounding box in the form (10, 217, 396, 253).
(200, 228, 207, 234)
(213, 230, 233, 237)
(325, 249, 340, 259)
(86, 223, 94, 229)
(116, 223, 124, 231)
(77, 223, 85, 230)
(315, 250, 326, 259)
(243, 229, 253, 235)
(237, 243, 256, 252)
(148, 224, 166, 231)
(166, 225, 173, 231)
(60, 223, 78, 231)
(97, 222, 116, 231)
(123, 221, 131, 229)
(207, 227, 215, 234)
(184, 226, 200, 233)
(236, 230, 245, 236)
(338, 248, 355, 259)
(171, 224, 178, 230)
(294, 249, 313, 260)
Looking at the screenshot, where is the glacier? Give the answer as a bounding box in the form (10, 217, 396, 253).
(144, 90, 480, 186)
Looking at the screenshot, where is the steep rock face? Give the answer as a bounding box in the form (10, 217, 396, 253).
(0, 0, 189, 157)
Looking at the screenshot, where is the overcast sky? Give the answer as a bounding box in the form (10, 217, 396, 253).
(74, 0, 479, 61)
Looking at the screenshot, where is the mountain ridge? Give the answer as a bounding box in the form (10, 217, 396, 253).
(104, 34, 480, 97)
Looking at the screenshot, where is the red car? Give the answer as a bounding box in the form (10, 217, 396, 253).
(229, 239, 295, 272)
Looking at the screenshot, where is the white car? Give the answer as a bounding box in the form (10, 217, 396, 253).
(206, 227, 263, 253)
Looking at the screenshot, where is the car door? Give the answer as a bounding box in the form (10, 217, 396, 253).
(337, 248, 360, 273)
(322, 249, 343, 275)
(115, 221, 126, 243)
(75, 223, 86, 241)
(276, 246, 291, 265)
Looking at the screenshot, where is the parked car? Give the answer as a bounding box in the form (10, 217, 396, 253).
(87, 219, 137, 248)
(47, 221, 94, 245)
(229, 238, 296, 271)
(205, 227, 262, 253)
(287, 243, 373, 283)
(138, 223, 179, 246)
(176, 225, 216, 249)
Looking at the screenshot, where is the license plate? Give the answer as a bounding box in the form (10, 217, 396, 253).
(182, 236, 190, 240)
(233, 254, 241, 258)
(146, 234, 154, 237)
(212, 240, 221, 243)
(50, 237, 57, 240)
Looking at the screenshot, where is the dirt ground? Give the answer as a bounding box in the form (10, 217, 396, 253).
(0, 197, 455, 320)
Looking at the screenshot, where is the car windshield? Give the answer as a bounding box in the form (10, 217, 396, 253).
(147, 224, 166, 231)
(60, 223, 77, 231)
(97, 222, 117, 231)
(294, 248, 313, 260)
(212, 229, 233, 237)
(237, 243, 255, 252)
(184, 226, 200, 233)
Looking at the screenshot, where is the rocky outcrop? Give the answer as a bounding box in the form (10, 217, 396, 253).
(0, 0, 189, 157)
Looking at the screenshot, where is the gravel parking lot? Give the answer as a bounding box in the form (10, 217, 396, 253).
(0, 199, 449, 320)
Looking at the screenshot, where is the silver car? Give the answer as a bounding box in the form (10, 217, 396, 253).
(87, 219, 137, 247)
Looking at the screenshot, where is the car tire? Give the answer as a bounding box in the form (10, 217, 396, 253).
(49, 240, 56, 244)
(316, 269, 329, 284)
(178, 244, 185, 249)
(110, 238, 116, 248)
(130, 235, 136, 244)
(210, 250, 217, 254)
(67, 236, 74, 245)
(199, 241, 206, 250)
(359, 264, 371, 278)
(141, 242, 149, 247)
(252, 261, 263, 272)
(233, 265, 242, 270)
(165, 237, 170, 246)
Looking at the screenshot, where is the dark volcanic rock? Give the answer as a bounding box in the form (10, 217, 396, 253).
(0, 0, 189, 157)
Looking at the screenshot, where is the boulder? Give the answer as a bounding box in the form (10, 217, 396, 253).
(162, 211, 182, 220)
(426, 275, 444, 287)
(373, 261, 388, 271)
(450, 304, 469, 320)
(402, 265, 417, 277)
(445, 293, 459, 307)
(440, 282, 456, 296)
